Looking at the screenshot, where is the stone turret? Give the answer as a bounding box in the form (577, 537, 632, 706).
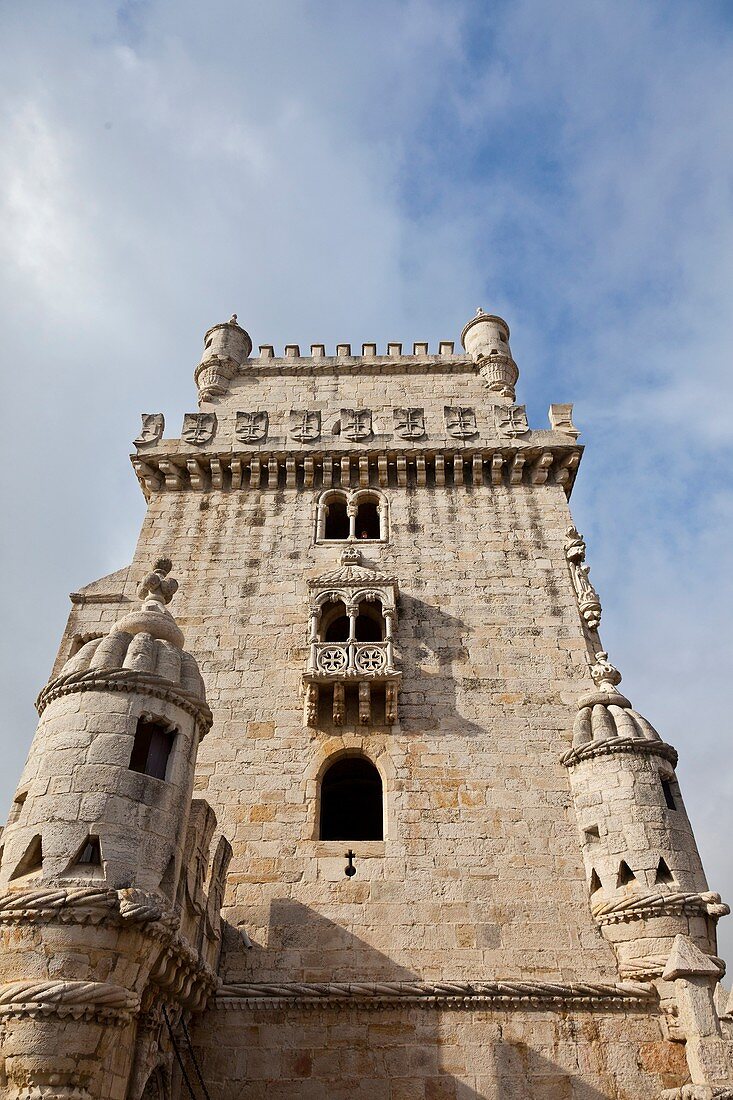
(0, 562, 231, 1100)
(194, 313, 252, 403)
(460, 307, 519, 400)
(561, 529, 733, 1092)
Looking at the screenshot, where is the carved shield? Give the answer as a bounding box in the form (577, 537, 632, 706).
(444, 406, 478, 438)
(133, 413, 164, 447)
(290, 410, 321, 442)
(341, 408, 372, 441)
(494, 404, 529, 438)
(394, 407, 425, 440)
(182, 413, 217, 445)
(236, 411, 269, 443)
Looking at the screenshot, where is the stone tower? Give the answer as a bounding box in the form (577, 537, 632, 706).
(2, 309, 732, 1098)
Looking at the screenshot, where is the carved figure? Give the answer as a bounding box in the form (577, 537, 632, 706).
(494, 404, 529, 438)
(134, 413, 165, 447)
(394, 407, 426, 440)
(444, 406, 478, 438)
(236, 411, 269, 443)
(564, 526, 602, 631)
(290, 410, 321, 442)
(341, 409, 372, 441)
(182, 412, 217, 445)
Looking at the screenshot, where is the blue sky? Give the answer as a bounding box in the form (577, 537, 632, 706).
(1, 0, 732, 957)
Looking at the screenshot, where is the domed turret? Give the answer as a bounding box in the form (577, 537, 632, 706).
(1, 559, 212, 895)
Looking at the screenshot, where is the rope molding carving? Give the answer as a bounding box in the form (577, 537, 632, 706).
(0, 979, 139, 1024)
(561, 736, 678, 769)
(216, 979, 655, 1010)
(592, 890, 729, 926)
(35, 668, 213, 735)
(619, 954, 726, 981)
(0, 886, 118, 923)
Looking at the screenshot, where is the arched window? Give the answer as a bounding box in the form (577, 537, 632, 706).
(321, 599, 349, 642)
(316, 490, 388, 543)
(129, 718, 175, 781)
(355, 497, 380, 540)
(324, 494, 350, 540)
(355, 600, 384, 641)
(320, 756, 384, 840)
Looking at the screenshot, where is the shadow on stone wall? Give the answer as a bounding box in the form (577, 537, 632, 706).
(184, 904, 613, 1099)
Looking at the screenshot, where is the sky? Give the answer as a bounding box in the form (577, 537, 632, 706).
(1, 0, 732, 958)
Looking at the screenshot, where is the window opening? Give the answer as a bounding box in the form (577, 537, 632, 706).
(584, 825, 600, 843)
(320, 756, 383, 841)
(75, 836, 102, 866)
(129, 719, 175, 781)
(355, 500, 380, 540)
(322, 600, 350, 643)
(589, 868, 602, 893)
(10, 834, 43, 880)
(355, 607, 383, 642)
(8, 791, 27, 827)
(324, 498, 349, 540)
(655, 857, 674, 885)
(661, 777, 677, 810)
(616, 860, 636, 887)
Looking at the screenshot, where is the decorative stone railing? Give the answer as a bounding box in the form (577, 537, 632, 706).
(308, 641, 396, 679)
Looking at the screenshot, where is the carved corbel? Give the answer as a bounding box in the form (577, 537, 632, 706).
(555, 451, 581, 489)
(472, 454, 483, 486)
(454, 455, 464, 486)
(186, 458, 208, 491)
(435, 454, 445, 487)
(378, 455, 388, 487)
(158, 460, 186, 491)
(396, 457, 407, 487)
(133, 459, 163, 498)
(509, 452, 525, 485)
(531, 451, 554, 485)
(333, 682, 345, 726)
(210, 456, 223, 490)
(359, 682, 371, 725)
(491, 453, 503, 486)
(304, 458, 314, 488)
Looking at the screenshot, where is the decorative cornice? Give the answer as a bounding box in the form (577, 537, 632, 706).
(131, 445, 583, 501)
(35, 667, 213, 736)
(562, 734, 678, 768)
(215, 978, 655, 1010)
(591, 890, 729, 926)
(619, 953, 726, 982)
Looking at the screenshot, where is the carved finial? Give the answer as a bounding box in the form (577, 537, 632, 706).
(137, 559, 179, 606)
(341, 547, 362, 566)
(476, 306, 484, 315)
(590, 651, 622, 692)
(230, 313, 238, 324)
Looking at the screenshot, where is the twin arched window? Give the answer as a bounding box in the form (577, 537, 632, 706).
(319, 756, 383, 840)
(317, 490, 387, 543)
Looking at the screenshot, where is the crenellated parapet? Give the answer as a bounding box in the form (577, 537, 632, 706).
(0, 563, 231, 1100)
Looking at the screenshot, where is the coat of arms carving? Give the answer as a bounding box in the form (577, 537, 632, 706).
(236, 411, 269, 443)
(444, 406, 478, 438)
(133, 413, 164, 447)
(494, 404, 529, 438)
(290, 410, 321, 442)
(182, 413, 217, 445)
(394, 407, 425, 440)
(341, 409, 372, 441)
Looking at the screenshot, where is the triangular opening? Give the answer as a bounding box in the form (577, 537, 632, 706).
(616, 860, 636, 887)
(9, 835, 43, 880)
(589, 868, 602, 894)
(655, 857, 675, 885)
(73, 836, 102, 867)
(584, 825, 600, 842)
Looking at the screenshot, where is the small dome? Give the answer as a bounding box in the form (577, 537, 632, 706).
(58, 561, 205, 701)
(572, 696, 662, 749)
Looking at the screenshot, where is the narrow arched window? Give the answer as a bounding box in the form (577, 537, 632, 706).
(320, 757, 383, 840)
(355, 600, 384, 641)
(321, 600, 349, 642)
(355, 498, 380, 540)
(324, 495, 349, 540)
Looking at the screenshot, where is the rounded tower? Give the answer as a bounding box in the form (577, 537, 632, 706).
(0, 562, 229, 1100)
